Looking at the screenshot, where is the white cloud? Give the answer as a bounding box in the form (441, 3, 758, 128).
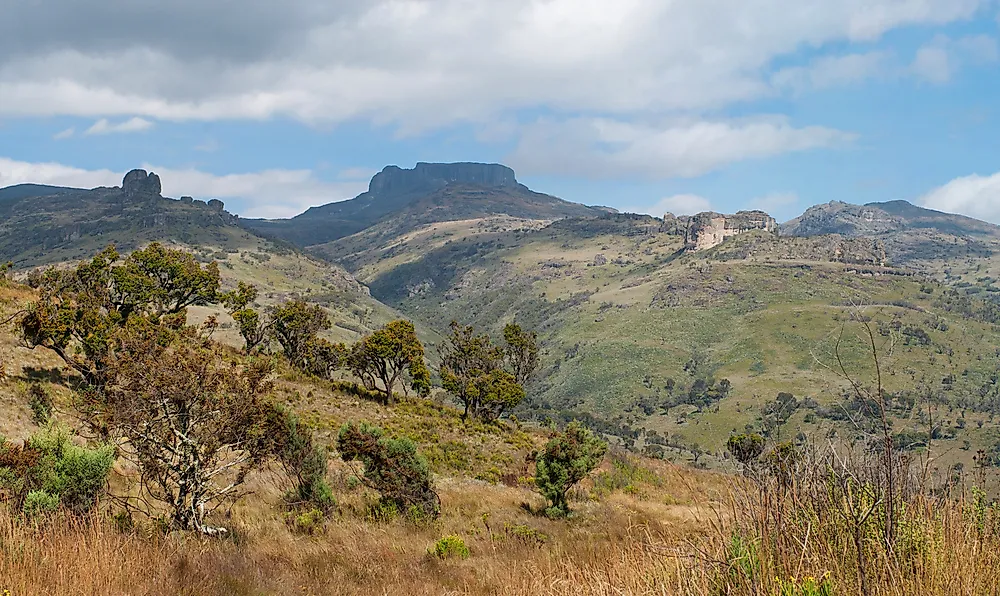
(911, 34, 999, 83)
(634, 194, 712, 217)
(84, 117, 155, 136)
(919, 171, 1000, 223)
(772, 51, 892, 94)
(0, 0, 988, 127)
(0, 157, 365, 218)
(53, 127, 75, 140)
(508, 117, 855, 179)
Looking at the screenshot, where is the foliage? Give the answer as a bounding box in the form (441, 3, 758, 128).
(268, 300, 331, 370)
(221, 282, 271, 353)
(19, 243, 220, 387)
(535, 421, 607, 516)
(337, 421, 439, 519)
(429, 535, 470, 560)
(348, 320, 430, 404)
(727, 433, 765, 474)
(22, 490, 60, 518)
(25, 383, 53, 425)
(272, 408, 335, 511)
(439, 321, 538, 421)
(0, 426, 115, 516)
(83, 324, 283, 532)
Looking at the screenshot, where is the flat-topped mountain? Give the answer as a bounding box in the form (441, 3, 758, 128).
(243, 162, 602, 248)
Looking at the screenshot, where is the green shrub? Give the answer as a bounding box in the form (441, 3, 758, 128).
(289, 508, 326, 535)
(22, 490, 60, 518)
(26, 384, 53, 425)
(430, 535, 470, 560)
(535, 421, 607, 516)
(338, 422, 440, 519)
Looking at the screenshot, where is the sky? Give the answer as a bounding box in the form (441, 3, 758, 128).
(1, 1, 999, 222)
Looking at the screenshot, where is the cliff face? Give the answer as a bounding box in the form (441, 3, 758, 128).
(681, 210, 778, 251)
(368, 162, 519, 197)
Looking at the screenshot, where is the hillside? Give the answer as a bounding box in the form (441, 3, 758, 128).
(243, 162, 602, 248)
(344, 210, 1000, 474)
(0, 170, 421, 347)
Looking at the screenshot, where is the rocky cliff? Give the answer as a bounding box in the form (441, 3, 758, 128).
(681, 210, 778, 251)
(369, 162, 519, 197)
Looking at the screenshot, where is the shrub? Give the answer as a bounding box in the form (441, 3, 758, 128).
(337, 422, 440, 519)
(22, 490, 60, 518)
(726, 433, 765, 474)
(430, 535, 470, 560)
(26, 383, 53, 425)
(535, 421, 607, 516)
(25, 427, 116, 515)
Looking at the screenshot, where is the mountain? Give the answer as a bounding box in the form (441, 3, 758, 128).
(782, 200, 1000, 271)
(243, 162, 603, 248)
(783, 200, 1000, 239)
(0, 169, 423, 346)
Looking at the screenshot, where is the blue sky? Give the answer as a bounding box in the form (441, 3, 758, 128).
(1, 1, 999, 222)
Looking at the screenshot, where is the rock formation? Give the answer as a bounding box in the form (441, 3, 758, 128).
(682, 210, 778, 251)
(368, 162, 519, 197)
(122, 169, 162, 199)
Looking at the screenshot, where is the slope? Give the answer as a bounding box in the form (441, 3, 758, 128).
(355, 211, 1000, 474)
(0, 170, 424, 347)
(243, 162, 602, 249)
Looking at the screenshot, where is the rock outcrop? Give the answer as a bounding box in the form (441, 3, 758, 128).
(368, 162, 519, 197)
(682, 210, 778, 251)
(122, 169, 162, 199)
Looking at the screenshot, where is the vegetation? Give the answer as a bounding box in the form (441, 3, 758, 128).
(348, 320, 431, 404)
(337, 422, 440, 519)
(535, 421, 607, 516)
(439, 321, 538, 421)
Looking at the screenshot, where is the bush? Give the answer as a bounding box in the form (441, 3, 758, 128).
(337, 422, 440, 519)
(535, 421, 607, 516)
(430, 535, 470, 560)
(26, 384, 53, 425)
(22, 490, 60, 518)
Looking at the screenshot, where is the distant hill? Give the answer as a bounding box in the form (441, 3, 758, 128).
(243, 162, 602, 248)
(0, 169, 421, 346)
(782, 200, 1000, 268)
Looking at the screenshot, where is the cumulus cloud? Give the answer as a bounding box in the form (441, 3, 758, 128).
(919, 171, 1000, 223)
(84, 117, 155, 136)
(637, 194, 713, 217)
(0, 0, 989, 126)
(508, 117, 855, 180)
(0, 157, 365, 218)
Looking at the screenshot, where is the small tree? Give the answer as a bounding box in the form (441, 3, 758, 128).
(19, 243, 220, 387)
(348, 320, 430, 404)
(337, 421, 439, 518)
(272, 408, 334, 510)
(726, 433, 765, 475)
(535, 421, 607, 516)
(221, 282, 272, 353)
(269, 300, 330, 369)
(439, 321, 538, 421)
(87, 324, 283, 532)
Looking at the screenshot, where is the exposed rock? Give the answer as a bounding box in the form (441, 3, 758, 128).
(369, 162, 518, 198)
(122, 169, 162, 199)
(593, 254, 608, 266)
(684, 210, 778, 251)
(179, 196, 194, 204)
(207, 199, 225, 212)
(782, 201, 902, 237)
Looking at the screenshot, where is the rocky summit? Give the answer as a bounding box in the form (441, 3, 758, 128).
(122, 169, 162, 199)
(369, 162, 519, 197)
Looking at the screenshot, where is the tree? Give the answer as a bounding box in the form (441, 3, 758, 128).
(272, 407, 334, 511)
(268, 300, 330, 369)
(348, 320, 430, 404)
(221, 282, 272, 353)
(726, 433, 765, 475)
(535, 421, 607, 516)
(337, 421, 439, 519)
(85, 323, 283, 532)
(439, 321, 538, 421)
(19, 243, 220, 387)
(503, 323, 539, 385)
